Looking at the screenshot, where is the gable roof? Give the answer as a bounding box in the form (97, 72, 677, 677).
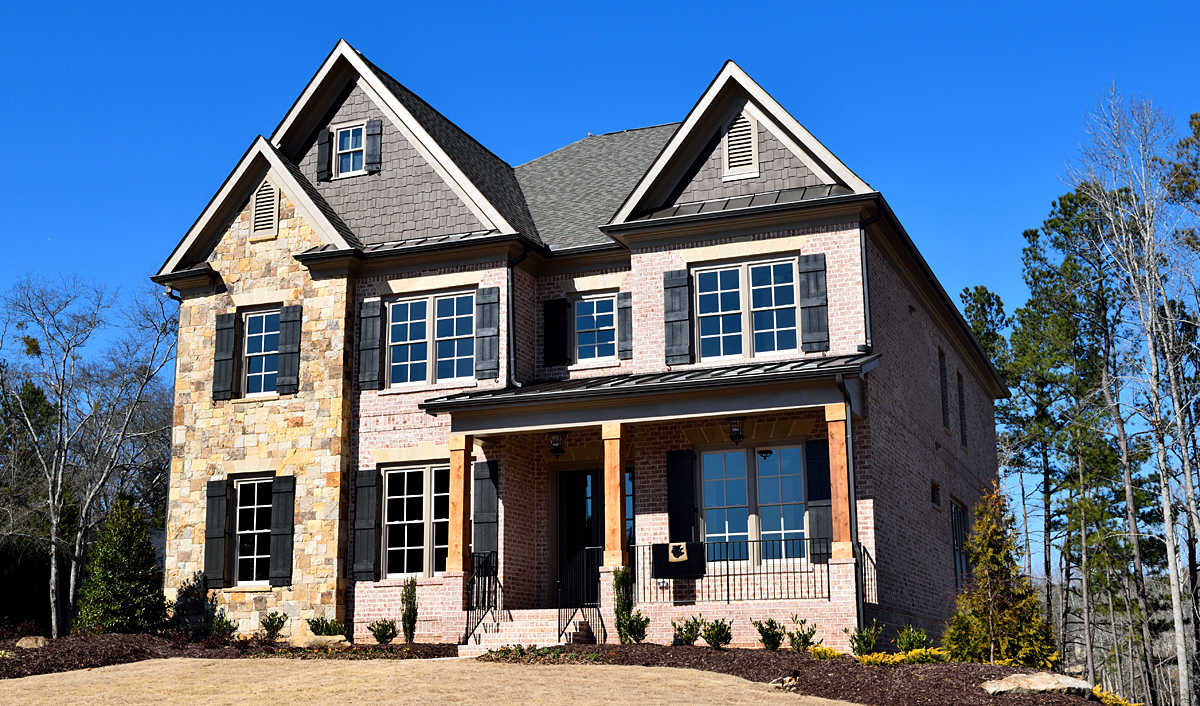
(515, 124, 678, 249)
(156, 136, 358, 277)
(610, 61, 872, 226)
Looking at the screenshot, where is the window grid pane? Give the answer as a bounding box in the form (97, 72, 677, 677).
(757, 447, 806, 559)
(244, 311, 280, 395)
(389, 300, 429, 385)
(336, 127, 365, 175)
(435, 294, 474, 380)
(235, 479, 272, 584)
(385, 468, 426, 576)
(697, 268, 742, 359)
(702, 451, 749, 553)
(576, 297, 617, 360)
(750, 263, 798, 354)
(432, 467, 450, 573)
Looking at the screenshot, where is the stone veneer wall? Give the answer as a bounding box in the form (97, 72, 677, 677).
(165, 191, 353, 637)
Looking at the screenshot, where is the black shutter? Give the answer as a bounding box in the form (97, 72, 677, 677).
(472, 461, 499, 555)
(269, 476, 295, 586)
(543, 298, 569, 367)
(665, 450, 695, 543)
(359, 300, 382, 390)
(353, 470, 382, 581)
(805, 440, 831, 502)
(617, 291, 633, 360)
(364, 119, 383, 173)
(798, 254, 829, 352)
(475, 287, 500, 380)
(276, 305, 302, 395)
(316, 130, 332, 182)
(204, 480, 231, 587)
(805, 440, 832, 564)
(663, 270, 692, 365)
(213, 313, 237, 401)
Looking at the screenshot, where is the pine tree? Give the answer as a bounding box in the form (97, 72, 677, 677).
(943, 484, 1058, 668)
(73, 500, 167, 634)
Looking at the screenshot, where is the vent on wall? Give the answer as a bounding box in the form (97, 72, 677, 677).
(251, 180, 278, 237)
(723, 113, 758, 179)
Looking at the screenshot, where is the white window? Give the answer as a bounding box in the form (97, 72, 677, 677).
(335, 124, 365, 177)
(951, 500, 969, 589)
(244, 310, 280, 396)
(696, 260, 798, 361)
(384, 465, 451, 577)
(575, 295, 617, 362)
(700, 446, 809, 561)
(235, 477, 273, 585)
(722, 112, 758, 180)
(387, 292, 474, 386)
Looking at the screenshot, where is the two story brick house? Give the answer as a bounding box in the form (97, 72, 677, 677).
(153, 40, 1005, 652)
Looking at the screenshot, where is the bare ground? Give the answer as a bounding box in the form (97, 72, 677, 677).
(0, 657, 860, 706)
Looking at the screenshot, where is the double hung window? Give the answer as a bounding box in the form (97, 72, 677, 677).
(575, 295, 617, 362)
(696, 260, 798, 361)
(951, 500, 970, 589)
(244, 311, 280, 396)
(700, 446, 811, 560)
(235, 478, 273, 585)
(387, 292, 474, 386)
(384, 465, 451, 577)
(335, 125, 365, 177)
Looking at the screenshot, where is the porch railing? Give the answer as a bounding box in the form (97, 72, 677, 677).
(557, 546, 604, 642)
(463, 551, 500, 643)
(860, 546, 878, 605)
(631, 538, 831, 604)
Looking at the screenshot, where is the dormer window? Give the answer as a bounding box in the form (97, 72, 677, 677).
(335, 124, 365, 177)
(722, 112, 758, 180)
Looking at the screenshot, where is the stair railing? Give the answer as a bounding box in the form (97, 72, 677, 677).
(463, 551, 500, 643)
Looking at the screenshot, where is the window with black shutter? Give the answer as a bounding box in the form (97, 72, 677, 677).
(276, 306, 302, 395)
(473, 461, 499, 556)
(204, 479, 232, 586)
(364, 119, 383, 174)
(617, 291, 633, 360)
(797, 254, 829, 352)
(665, 450, 695, 542)
(543, 298, 569, 367)
(269, 476, 295, 586)
(353, 470, 382, 581)
(663, 270, 693, 365)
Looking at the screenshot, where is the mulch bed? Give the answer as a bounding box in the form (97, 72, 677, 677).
(0, 634, 458, 680)
(477, 643, 1091, 706)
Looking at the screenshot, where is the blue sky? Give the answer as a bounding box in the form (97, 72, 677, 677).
(0, 1, 1197, 318)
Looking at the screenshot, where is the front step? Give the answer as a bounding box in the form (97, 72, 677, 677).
(458, 608, 596, 657)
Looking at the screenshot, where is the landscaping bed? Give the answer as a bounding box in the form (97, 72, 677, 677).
(476, 643, 1090, 706)
(0, 634, 458, 680)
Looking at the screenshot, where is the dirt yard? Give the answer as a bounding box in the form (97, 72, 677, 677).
(0, 657, 859, 706)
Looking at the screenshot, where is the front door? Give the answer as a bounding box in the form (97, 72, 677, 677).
(558, 469, 604, 608)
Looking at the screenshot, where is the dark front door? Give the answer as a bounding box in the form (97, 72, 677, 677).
(558, 469, 604, 608)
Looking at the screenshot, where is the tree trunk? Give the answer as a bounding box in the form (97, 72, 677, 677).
(47, 520, 60, 639)
(1152, 422, 1193, 706)
(1043, 441, 1055, 623)
(1079, 455, 1096, 685)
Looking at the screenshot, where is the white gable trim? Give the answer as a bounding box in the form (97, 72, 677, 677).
(157, 137, 353, 276)
(611, 61, 871, 225)
(270, 40, 514, 235)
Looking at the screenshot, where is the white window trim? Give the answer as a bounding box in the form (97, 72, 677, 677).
(383, 464, 451, 579)
(331, 120, 367, 179)
(722, 111, 759, 182)
(570, 291, 619, 368)
(243, 309, 281, 398)
(386, 290, 476, 388)
(693, 257, 800, 363)
(234, 477, 273, 587)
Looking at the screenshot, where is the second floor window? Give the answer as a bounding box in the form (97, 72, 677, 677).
(697, 260, 798, 361)
(388, 292, 474, 386)
(244, 311, 280, 396)
(336, 125, 365, 176)
(576, 295, 617, 362)
(952, 500, 970, 589)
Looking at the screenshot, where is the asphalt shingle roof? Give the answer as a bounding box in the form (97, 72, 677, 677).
(267, 141, 362, 249)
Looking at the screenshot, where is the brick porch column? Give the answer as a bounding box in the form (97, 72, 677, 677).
(602, 422, 627, 568)
(446, 434, 474, 573)
(824, 404, 853, 560)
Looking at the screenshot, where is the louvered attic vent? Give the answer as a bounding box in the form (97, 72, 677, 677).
(723, 113, 758, 178)
(252, 180, 278, 237)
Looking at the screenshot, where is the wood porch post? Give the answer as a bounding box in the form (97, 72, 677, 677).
(825, 404, 854, 560)
(446, 434, 473, 573)
(602, 422, 627, 567)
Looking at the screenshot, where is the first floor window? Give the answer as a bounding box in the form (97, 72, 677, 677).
(387, 292, 474, 386)
(244, 310, 280, 395)
(575, 295, 617, 361)
(700, 446, 813, 561)
(235, 477, 273, 585)
(951, 500, 969, 589)
(384, 465, 451, 577)
(756, 446, 805, 557)
(624, 469, 635, 549)
(696, 259, 799, 361)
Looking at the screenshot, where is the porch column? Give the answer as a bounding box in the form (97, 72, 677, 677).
(602, 422, 627, 567)
(446, 434, 474, 573)
(825, 404, 854, 560)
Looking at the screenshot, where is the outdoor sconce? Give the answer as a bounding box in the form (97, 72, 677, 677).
(728, 417, 746, 445)
(548, 430, 569, 458)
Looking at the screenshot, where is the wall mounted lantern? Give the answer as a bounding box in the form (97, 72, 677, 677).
(728, 417, 746, 446)
(548, 431, 569, 458)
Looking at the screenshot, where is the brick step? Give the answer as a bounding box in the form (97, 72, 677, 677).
(460, 608, 597, 654)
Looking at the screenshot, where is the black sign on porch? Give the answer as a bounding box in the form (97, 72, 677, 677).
(650, 541, 707, 580)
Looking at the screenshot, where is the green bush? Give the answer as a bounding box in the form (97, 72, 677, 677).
(401, 577, 418, 643)
(809, 645, 842, 660)
(307, 616, 345, 637)
(844, 618, 885, 656)
(619, 611, 649, 644)
(672, 615, 703, 646)
(169, 571, 216, 640)
(259, 612, 287, 642)
(786, 615, 819, 652)
(368, 618, 399, 645)
(894, 624, 931, 652)
(751, 618, 785, 651)
(612, 567, 635, 644)
(73, 500, 168, 635)
(700, 617, 733, 649)
(211, 610, 238, 640)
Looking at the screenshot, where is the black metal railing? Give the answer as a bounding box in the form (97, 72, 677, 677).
(557, 546, 603, 642)
(631, 538, 831, 604)
(463, 551, 500, 643)
(860, 546, 878, 605)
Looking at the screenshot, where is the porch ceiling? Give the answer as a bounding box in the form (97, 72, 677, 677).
(419, 353, 879, 436)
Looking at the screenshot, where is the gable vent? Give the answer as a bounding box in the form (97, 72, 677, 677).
(723, 114, 757, 177)
(252, 180, 278, 236)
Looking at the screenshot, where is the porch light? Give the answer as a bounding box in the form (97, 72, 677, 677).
(758, 449, 773, 460)
(548, 430, 569, 458)
(728, 417, 746, 445)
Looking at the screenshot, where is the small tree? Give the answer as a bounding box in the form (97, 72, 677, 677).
(942, 484, 1057, 667)
(401, 577, 418, 643)
(73, 500, 167, 634)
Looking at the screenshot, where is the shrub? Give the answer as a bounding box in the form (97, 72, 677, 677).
(857, 652, 900, 666)
(1092, 686, 1143, 706)
(809, 645, 842, 660)
(205, 610, 238, 646)
(73, 500, 169, 635)
(898, 647, 950, 664)
(620, 611, 650, 644)
(307, 616, 345, 637)
(672, 615, 704, 646)
(401, 577, 418, 643)
(0, 650, 12, 659)
(170, 571, 215, 640)
(894, 623, 932, 652)
(700, 617, 733, 649)
(786, 615, 820, 652)
(259, 612, 287, 642)
(844, 618, 885, 656)
(751, 618, 785, 651)
(368, 618, 399, 645)
(612, 567, 635, 644)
